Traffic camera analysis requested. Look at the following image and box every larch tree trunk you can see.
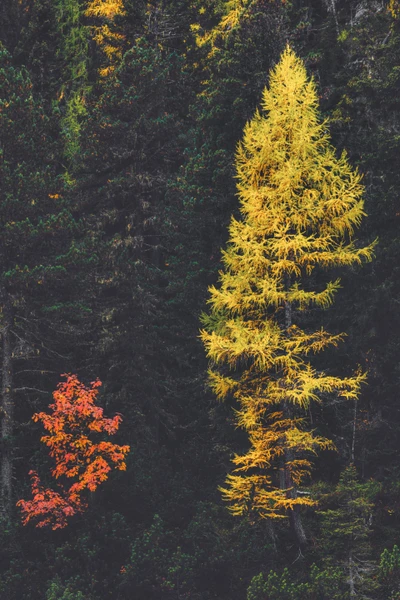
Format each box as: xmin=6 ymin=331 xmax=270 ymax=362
xmin=0 ymin=293 xmax=14 ymax=518
xmin=283 ymin=286 xmax=308 ymax=550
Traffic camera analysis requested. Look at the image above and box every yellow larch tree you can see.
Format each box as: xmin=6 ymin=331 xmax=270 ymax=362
xmin=200 ymin=46 xmax=375 ymax=547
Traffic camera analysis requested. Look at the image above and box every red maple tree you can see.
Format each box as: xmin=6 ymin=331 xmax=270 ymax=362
xmin=17 ymin=374 xmax=130 ymax=529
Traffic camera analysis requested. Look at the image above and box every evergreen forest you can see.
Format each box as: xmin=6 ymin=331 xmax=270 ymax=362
xmin=1 ymin=1 xmax=400 ymax=598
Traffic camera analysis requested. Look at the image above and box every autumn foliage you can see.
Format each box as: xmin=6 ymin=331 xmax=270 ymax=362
xmin=17 ymin=375 xmax=130 ymax=529
xmin=200 ymin=47 xmax=374 ymax=521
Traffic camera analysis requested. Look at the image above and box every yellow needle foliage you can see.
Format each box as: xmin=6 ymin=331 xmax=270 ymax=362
xmin=191 ymin=0 xmax=252 ymax=52
xmin=389 ymin=0 xmax=400 ymax=18
xmin=191 ymin=0 xmax=282 ymax=55
xmin=200 ymin=46 xmax=376 ymax=520
xmin=85 ymin=0 xmax=126 ymax=77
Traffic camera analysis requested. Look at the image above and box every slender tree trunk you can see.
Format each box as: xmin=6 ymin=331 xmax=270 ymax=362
xmin=348 ymin=551 xmax=356 ymax=597
xmin=0 ymin=294 xmax=14 ymax=518
xmin=290 ymin=510 xmax=308 ymax=550
xmin=324 ymin=0 xmax=340 ymax=36
xmin=285 ymin=453 xmax=308 ymax=550
xmin=351 ymin=398 xmax=357 ymax=463
xmin=281 ymin=444 xmax=308 ymax=550
xmin=267 ymin=520 xmax=278 ymax=554
xmin=282 ymin=284 xmax=307 ymax=550
xmin=330 ymin=0 xmax=340 ymax=36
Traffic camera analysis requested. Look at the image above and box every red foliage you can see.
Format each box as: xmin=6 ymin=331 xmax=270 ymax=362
xmin=17 ymin=374 xmax=130 ymax=529
xmin=17 ymin=470 xmax=80 ymax=530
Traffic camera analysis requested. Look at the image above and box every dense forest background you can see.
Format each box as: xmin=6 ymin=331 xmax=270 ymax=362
xmin=0 ymin=0 xmax=400 ymax=598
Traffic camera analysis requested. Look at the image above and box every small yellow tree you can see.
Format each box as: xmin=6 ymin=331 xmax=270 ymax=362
xmin=200 ymin=46 xmax=375 ymax=546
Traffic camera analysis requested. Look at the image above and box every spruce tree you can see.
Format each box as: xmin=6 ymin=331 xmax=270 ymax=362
xmin=200 ymin=46 xmax=375 ymax=546
xmin=319 ymin=465 xmax=378 ymax=598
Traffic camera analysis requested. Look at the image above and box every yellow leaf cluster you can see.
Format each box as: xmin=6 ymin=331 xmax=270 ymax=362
xmin=191 ymin=0 xmax=253 ymax=55
xmin=85 ymin=0 xmax=125 ymax=19
xmin=85 ymin=0 xmax=126 ymax=76
xmin=200 ymin=46 xmax=375 ymax=521
xmin=389 ymin=0 xmax=400 ymax=18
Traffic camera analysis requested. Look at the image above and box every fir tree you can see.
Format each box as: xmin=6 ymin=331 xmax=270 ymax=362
xmin=319 ymin=465 xmax=379 ymax=598
xmin=201 ymin=46 xmax=375 ymax=546
xmin=379 ymin=544 xmax=400 ymax=599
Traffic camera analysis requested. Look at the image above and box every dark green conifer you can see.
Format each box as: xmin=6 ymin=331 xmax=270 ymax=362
xmin=0 ymin=45 xmax=77 ymax=517
xmin=319 ymin=465 xmax=379 ymax=598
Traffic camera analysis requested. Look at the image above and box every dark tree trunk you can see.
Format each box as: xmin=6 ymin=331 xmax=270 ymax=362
xmin=0 ymin=294 xmax=14 ymax=518
xmin=282 ymin=283 xmax=308 ymax=550
xmin=280 ymin=445 xmax=308 ymax=550
xmin=289 ymin=506 xmax=308 ymax=550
